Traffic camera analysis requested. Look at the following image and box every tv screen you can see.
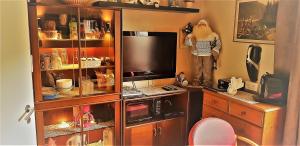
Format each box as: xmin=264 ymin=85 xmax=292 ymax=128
xmin=123 ymin=31 xmax=177 ymax=81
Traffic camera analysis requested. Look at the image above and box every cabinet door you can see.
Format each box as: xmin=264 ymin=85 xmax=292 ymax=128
xmin=31 ymin=5 xmax=80 ymax=102
xmin=82 ymin=102 xmax=117 ymax=146
xmin=79 ymin=7 xmax=121 ymax=97
xmin=125 ymin=123 xmax=156 ymax=146
xmin=41 ymin=106 xmax=82 ymax=145
xmin=157 ymin=117 xmax=185 ymax=146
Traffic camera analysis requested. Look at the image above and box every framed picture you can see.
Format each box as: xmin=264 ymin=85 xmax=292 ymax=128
xmin=233 ymin=0 xmax=279 ymax=44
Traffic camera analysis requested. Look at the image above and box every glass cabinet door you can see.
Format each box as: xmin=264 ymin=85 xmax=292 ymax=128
xmin=37 ymin=6 xmax=80 ymax=101
xmin=79 ymin=8 xmax=116 ymax=96
xmin=43 ymin=106 xmax=82 ymax=145
xmin=81 ymin=103 xmax=116 ymax=145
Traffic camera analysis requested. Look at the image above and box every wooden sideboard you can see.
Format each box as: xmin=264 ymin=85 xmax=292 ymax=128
xmin=202 ymin=89 xmax=284 ymax=145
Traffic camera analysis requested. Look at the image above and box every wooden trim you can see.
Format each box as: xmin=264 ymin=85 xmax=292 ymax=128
xmin=114 ymin=101 xmax=121 ymax=145
xmin=203 ymin=89 xmax=282 ymax=112
xmin=28 ymin=5 xmax=42 ymax=102
xmin=124 ymin=90 xmax=187 ymax=102
xmin=261 ymin=108 xmax=285 ymax=145
xmin=35 ymin=94 xmax=120 ymax=111
xmin=35 ymin=111 xmax=45 ymax=145
xmin=114 ymin=10 xmax=121 ymax=94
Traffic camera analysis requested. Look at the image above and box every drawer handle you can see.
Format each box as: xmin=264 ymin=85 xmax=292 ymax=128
xmin=241 ymin=111 xmax=247 ymax=116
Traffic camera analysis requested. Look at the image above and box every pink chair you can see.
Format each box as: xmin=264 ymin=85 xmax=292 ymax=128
xmin=189 ymin=118 xmax=259 ymax=146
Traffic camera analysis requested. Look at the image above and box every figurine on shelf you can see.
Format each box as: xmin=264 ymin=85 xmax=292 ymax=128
xmin=96 ymin=71 xmax=107 ymax=89
xmin=82 ymin=105 xmax=95 ymax=128
xmin=51 ymin=49 xmax=63 ymax=70
xmin=69 ymin=17 xmax=78 ymax=40
xmin=66 ymin=134 xmax=87 ymax=146
xmin=175 ymin=72 xmax=189 ymax=87
xmin=46 ymin=138 xmax=56 ymax=146
xmin=103 ymin=128 xmax=114 ymax=146
xmin=74 ymin=105 xmax=95 ymax=128
xmin=139 ymin=0 xmax=160 ymax=7
xmin=106 ymin=69 xmax=115 ymax=91
xmin=122 ymin=0 xmax=138 ymax=4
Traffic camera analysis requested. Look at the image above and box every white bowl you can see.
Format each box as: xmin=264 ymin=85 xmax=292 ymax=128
xmin=56 ymin=79 xmax=72 ymax=89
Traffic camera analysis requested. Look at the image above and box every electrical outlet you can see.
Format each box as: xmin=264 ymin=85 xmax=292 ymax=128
xmin=245 ymin=81 xmax=259 ymax=92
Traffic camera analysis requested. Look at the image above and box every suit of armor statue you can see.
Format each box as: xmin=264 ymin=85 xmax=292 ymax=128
xmin=185 ymin=20 xmax=221 ymax=86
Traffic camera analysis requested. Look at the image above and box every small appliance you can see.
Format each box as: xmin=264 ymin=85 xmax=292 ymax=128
xmin=217 ymin=78 xmax=230 ymax=90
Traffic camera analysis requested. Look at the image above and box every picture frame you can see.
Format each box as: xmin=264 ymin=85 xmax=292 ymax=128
xmin=233 ymin=0 xmax=279 ymax=44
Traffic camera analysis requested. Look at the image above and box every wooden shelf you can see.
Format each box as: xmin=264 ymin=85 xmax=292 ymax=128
xmin=41 ymin=64 xmax=115 ymax=71
xmin=126 ymin=115 xmax=184 ymax=128
xmin=35 ymin=93 xmax=120 ymax=111
xmin=39 ymin=39 xmax=114 ymax=48
xmin=92 ymin=1 xmax=199 ymax=13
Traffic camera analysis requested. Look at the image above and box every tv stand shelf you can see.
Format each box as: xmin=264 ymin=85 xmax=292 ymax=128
xmin=92 ymin=1 xmax=199 ymax=13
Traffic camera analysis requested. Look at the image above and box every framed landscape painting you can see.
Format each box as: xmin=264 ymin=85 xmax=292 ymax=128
xmin=233 ymin=0 xmax=279 ymax=44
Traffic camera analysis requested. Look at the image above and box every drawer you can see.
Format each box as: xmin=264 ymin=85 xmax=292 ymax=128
xmin=203 ymin=105 xmax=262 ymax=144
xmin=203 ymin=93 xmax=228 ymax=112
xmin=202 ymin=105 xmax=226 ymax=119
xmin=227 ymin=115 xmax=263 ymax=144
xmin=229 ymin=102 xmax=264 ymax=127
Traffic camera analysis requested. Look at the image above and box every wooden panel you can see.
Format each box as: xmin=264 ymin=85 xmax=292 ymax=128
xmin=229 ymin=102 xmax=264 ymax=127
xmin=157 ymin=117 xmax=185 ymax=146
xmin=125 ymin=123 xmax=156 ymax=145
xmin=35 ymin=94 xmax=120 ymax=111
xmin=114 ymin=101 xmax=121 ymax=145
xmin=114 ymin=10 xmax=121 ymax=94
xmin=261 ymin=109 xmax=284 ymax=145
xmin=202 ymin=105 xmax=226 ymax=119
xmin=28 ymin=5 xmax=43 ymax=102
xmin=203 ymin=92 xmax=228 ymax=112
xmin=227 ymin=114 xmax=262 ymax=144
xmin=35 ymin=111 xmax=45 ymax=145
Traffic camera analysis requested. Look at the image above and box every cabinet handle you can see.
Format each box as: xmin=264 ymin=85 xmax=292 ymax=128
xmin=24 ymin=108 xmax=34 ymax=124
xmin=153 ymin=128 xmax=157 ymax=137
xmin=157 ymin=127 xmax=162 ymax=136
xmin=241 ymin=111 xmax=247 ymax=116
xmin=18 ymin=105 xmax=30 ymax=122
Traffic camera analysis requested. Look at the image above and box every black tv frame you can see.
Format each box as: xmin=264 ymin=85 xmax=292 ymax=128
xmin=122 ymin=31 xmax=177 ymax=82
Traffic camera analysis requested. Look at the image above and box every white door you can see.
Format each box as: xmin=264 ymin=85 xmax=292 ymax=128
xmin=0 ymin=0 xmax=37 ymax=145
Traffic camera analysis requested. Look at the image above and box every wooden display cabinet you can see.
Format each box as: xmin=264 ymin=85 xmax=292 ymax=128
xmin=27 ymin=1 xmax=121 ymax=145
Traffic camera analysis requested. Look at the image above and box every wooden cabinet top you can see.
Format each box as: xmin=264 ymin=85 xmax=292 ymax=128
xmin=203 ymin=89 xmax=283 ymax=113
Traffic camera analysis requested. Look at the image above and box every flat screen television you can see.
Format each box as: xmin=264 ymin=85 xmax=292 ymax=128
xmin=123 ymin=31 xmax=177 ymax=81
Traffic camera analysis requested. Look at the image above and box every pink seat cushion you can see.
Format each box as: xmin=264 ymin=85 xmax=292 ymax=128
xmin=189 ymin=118 xmax=236 ymax=146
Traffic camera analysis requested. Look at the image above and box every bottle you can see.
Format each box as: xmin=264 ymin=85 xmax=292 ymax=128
xmin=105 ymin=69 xmax=114 ymax=91
xmin=69 ymin=17 xmax=78 ymax=40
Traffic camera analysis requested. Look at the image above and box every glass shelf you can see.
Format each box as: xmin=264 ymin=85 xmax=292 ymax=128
xmin=44 ymin=121 xmax=114 ymax=139
xmin=41 ymin=64 xmax=114 ymax=71
xmin=39 ymin=39 xmax=113 ymax=48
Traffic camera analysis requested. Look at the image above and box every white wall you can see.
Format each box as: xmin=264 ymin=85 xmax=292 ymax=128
xmin=0 ymin=0 xmax=37 ymax=144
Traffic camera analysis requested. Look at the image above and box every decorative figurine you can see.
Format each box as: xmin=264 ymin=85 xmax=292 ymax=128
xmin=82 ymin=105 xmax=95 ymax=128
xmin=66 ymin=134 xmax=87 ymax=146
xmin=175 ymin=72 xmax=189 ymax=87
xmin=227 ymin=77 xmax=244 ymax=95
xmin=185 ymin=19 xmax=221 ymax=86
xmin=46 ymin=138 xmax=56 ymax=146
xmin=139 ymin=0 xmax=160 ymax=7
